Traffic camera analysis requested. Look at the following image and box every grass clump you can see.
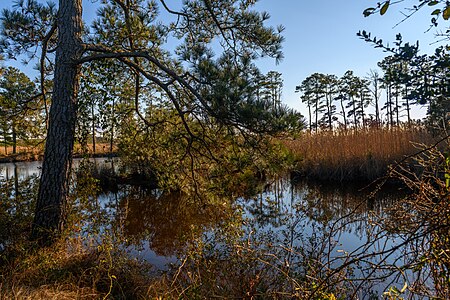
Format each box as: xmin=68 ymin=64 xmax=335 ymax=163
xmin=0 ymin=237 xmax=159 ymax=300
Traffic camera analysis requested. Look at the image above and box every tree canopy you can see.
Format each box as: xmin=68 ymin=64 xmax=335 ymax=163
xmin=0 ymin=0 xmax=298 ymax=244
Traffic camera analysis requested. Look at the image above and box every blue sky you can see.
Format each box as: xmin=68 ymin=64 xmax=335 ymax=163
xmin=253 ymin=0 xmax=442 ymax=119
xmin=1 ymin=0 xmax=445 ymax=119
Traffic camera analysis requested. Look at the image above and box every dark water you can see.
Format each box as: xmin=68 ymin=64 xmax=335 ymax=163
xmin=94 ymin=173 xmax=412 ymax=297
xmin=0 ymin=160 xmax=416 ymax=298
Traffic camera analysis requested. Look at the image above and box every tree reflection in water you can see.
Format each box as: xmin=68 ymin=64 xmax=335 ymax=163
xmin=116 ymin=188 xmax=237 ymax=257
xmin=1 ymin=162 xmax=441 ymax=298
xmin=88 ymin=175 xmax=410 ymax=298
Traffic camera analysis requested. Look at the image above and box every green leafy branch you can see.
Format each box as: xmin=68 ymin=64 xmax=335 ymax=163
xmin=364 ymin=0 xmax=450 ymax=28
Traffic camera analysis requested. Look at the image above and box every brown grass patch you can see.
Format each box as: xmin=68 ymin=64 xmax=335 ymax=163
xmin=72 ymin=143 xmax=117 ymax=157
xmin=282 ymin=127 xmax=438 ymax=181
xmin=0 ymin=284 xmax=99 ymax=300
xmin=0 ymin=143 xmax=116 ymax=162
xmin=0 ymin=145 xmax=43 ymax=161
xmin=0 ymin=235 xmax=159 ymax=299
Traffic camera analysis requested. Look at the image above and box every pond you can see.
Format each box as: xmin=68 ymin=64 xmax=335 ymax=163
xmin=0 ymin=159 xmax=428 ymax=298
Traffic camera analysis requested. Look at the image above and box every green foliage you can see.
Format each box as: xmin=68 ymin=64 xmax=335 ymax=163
xmin=382 ymin=283 xmax=407 ymax=300
xmin=0 ymin=66 xmax=43 ymax=150
xmin=443 ymin=6 xmax=450 ymax=20
xmin=364 ymin=0 xmax=450 ymax=28
xmin=117 ymin=100 xmax=296 ymax=199
xmin=0 ymin=0 xmax=57 ymax=61
xmin=359 ymin=0 xmax=450 ymax=131
xmin=296 ymin=71 xmax=372 ymax=131
xmin=77 ymin=60 xmax=138 ymax=154
xmin=354 ymin=29 xmax=450 ymax=130
xmin=75 ymin=0 xmax=299 ymax=159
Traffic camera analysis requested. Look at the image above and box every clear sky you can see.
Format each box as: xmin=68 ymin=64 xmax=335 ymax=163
xmin=0 ymin=0 xmax=445 ymax=119
xmin=253 ymin=0 xmax=443 ymax=119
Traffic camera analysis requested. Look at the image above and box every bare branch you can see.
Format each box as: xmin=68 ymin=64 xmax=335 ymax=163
xmin=78 ymin=47 xmax=214 ymax=112
xmin=159 ymin=0 xmax=189 ymax=18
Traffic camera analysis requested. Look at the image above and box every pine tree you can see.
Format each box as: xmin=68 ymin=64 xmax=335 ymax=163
xmin=1 ymin=0 xmax=285 ymax=244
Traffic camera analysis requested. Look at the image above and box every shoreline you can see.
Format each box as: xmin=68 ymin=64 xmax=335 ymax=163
xmin=0 ymin=151 xmax=118 ymax=164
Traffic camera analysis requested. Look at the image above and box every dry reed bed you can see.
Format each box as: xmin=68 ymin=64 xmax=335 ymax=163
xmin=0 ymin=143 xmax=116 ymax=162
xmin=0 ymin=146 xmax=43 ymax=162
xmin=283 ymin=128 xmax=437 ymax=182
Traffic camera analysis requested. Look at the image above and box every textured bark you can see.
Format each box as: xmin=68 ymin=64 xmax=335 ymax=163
xmin=31 ymin=0 xmax=83 ymax=244
xmin=405 ymin=85 xmax=411 ymax=127
xmin=12 ymin=122 xmax=17 ymax=154
xmin=360 ymin=91 xmax=365 ymax=129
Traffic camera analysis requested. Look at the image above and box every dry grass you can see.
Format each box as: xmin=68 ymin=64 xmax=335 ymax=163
xmin=282 ymin=127 xmax=438 ymax=182
xmin=0 ymin=285 xmax=99 ymax=300
xmin=0 ymin=143 xmax=116 ymax=162
xmin=72 ymin=143 xmax=117 ymax=156
xmin=0 ymin=145 xmax=43 ymax=161
xmin=0 ymin=236 xmax=155 ymax=300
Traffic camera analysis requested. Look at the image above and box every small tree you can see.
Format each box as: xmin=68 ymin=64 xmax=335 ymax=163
xmin=340 ymin=70 xmax=362 ymax=129
xmin=0 ymin=66 xmax=39 ymax=154
xmin=367 ymin=69 xmax=382 ymax=127
xmin=297 ymin=73 xmax=327 ymax=133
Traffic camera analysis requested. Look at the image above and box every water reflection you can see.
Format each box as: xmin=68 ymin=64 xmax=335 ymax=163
xmin=98 ymin=176 xmax=403 ymax=263
xmin=0 ymin=161 xmax=42 ymax=180
xmin=0 ymin=158 xmax=119 ymax=180
xmin=0 ymin=160 xmax=410 ymax=298
xmin=99 ymin=175 xmax=408 ymax=298
xmin=117 ymin=188 xmax=234 ymax=257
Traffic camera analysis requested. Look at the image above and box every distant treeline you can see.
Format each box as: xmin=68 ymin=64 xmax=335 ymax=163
xmin=296 ymin=47 xmax=450 ymax=132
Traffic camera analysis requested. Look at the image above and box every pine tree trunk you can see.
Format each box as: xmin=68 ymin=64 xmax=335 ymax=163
xmin=12 ymin=123 xmax=17 ymax=154
xmin=405 ymin=85 xmax=411 ymax=127
xmin=387 ymin=87 xmax=393 ymax=129
xmin=308 ymin=104 xmax=312 ymax=132
xmin=327 ymin=94 xmax=332 ymax=130
xmin=352 ymin=96 xmax=357 ymax=129
xmin=31 ymin=0 xmax=83 ymax=244
xmin=92 ymin=102 xmax=96 ymax=155
xmin=340 ymin=98 xmax=347 ymax=131
xmin=360 ymin=92 xmax=365 ymax=130
xmin=375 ymin=91 xmax=380 ymax=128
xmin=395 ymin=86 xmax=400 ymax=126
xmin=314 ymin=97 xmax=318 ymax=133
xmin=3 ymin=131 xmax=7 ymax=155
